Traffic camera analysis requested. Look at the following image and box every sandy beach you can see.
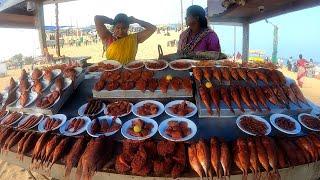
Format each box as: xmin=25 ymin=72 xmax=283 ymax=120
xmin=0 ymin=32 xmax=319 ymax=180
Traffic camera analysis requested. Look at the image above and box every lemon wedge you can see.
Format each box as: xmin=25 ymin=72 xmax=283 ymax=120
xmin=133 ymin=125 xmax=141 ymax=133
xmin=166 ymin=75 xmax=173 ymax=81
xmin=205 ymin=82 xmax=212 ymax=88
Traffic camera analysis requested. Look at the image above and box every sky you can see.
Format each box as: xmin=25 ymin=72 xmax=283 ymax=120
xmin=0 ymin=0 xmax=319 ymax=61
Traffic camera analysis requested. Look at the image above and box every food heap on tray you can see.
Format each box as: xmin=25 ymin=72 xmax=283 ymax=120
xmin=92 ymin=60 xmax=193 ymax=95
xmin=194 ymin=65 xmax=309 ymax=116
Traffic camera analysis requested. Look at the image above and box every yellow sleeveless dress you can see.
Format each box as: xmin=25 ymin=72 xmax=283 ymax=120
xmin=105 ymin=34 xmax=138 ymax=65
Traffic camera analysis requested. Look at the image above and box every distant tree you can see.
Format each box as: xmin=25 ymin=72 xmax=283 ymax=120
xmin=10 ymin=53 xmax=23 ymax=65
xmin=24 ymin=56 xmax=34 ymax=65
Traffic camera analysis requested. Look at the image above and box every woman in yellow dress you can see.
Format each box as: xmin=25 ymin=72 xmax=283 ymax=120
xmin=94 ymin=14 xmax=156 ymax=64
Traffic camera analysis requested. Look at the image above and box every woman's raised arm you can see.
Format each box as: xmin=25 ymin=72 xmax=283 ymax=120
xmin=94 ymin=15 xmax=114 ymax=44
xmin=129 ymin=16 xmax=156 ymax=43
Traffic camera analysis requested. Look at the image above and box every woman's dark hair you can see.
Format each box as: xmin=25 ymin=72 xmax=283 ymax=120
xmin=113 ymin=13 xmax=129 ymax=27
xmin=186 ymin=5 xmax=208 ymax=28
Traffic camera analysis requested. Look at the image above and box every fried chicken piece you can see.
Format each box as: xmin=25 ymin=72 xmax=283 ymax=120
xmin=171 ymin=163 xmax=185 ymax=178
xmin=115 ymin=153 xmax=132 ymax=173
xmin=120 ymin=81 xmax=135 ymax=90
xmin=8 ymin=78 xmax=17 ymax=92
xmin=153 ymin=157 xmax=173 ymax=176
xmin=192 ymin=67 xmax=202 ymax=82
xmin=44 ymin=70 xmax=53 ymax=82
xmin=19 ymin=79 xmax=30 ymax=92
xmin=134 ymin=164 xmax=151 ymax=176
xmin=147 ymin=78 xmax=158 ymax=92
xmin=143 ymin=141 xmax=157 ymax=158
xmin=135 ymin=79 xmax=147 ymax=92
xmin=55 ymin=77 xmax=64 ymax=92
xmin=33 ymin=79 xmax=43 ymax=93
xmin=122 ymin=140 xmax=142 ymax=154
xmin=141 ymin=70 xmax=154 ymax=81
xmin=20 ymin=69 xmax=28 ymax=80
xmin=172 ymin=143 xmax=186 ymax=165
xmin=159 ymin=77 xmax=170 ymax=93
xmin=64 ymin=68 xmax=76 ymax=81
xmin=32 ymin=68 xmax=42 ymax=80
xmin=105 ymin=81 xmax=119 ymax=91
xmin=94 ymin=79 xmax=105 ymax=91
xmin=157 ymin=141 xmax=175 ymax=156
xmin=181 ymin=77 xmax=193 ymax=93
xmin=129 ymin=69 xmax=142 ymax=81
xmin=171 ymin=77 xmax=182 ymax=91
xmin=20 ymin=91 xmax=29 ymax=107
xmin=121 ymin=70 xmax=131 ymax=81
xmin=131 ymin=145 xmax=148 ymax=174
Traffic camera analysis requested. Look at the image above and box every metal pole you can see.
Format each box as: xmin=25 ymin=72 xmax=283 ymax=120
xmin=55 ymin=2 xmax=61 ymax=57
xmin=272 ymin=26 xmax=278 ymax=64
xmin=234 ymin=26 xmax=236 ymax=61
xmin=242 ymin=23 xmax=249 ymax=62
xmin=35 ymin=0 xmax=47 ymax=56
xmin=180 ymin=0 xmax=183 ymax=31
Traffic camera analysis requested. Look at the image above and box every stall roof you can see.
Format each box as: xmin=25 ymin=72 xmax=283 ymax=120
xmin=208 ymin=0 xmax=320 ymax=24
xmin=1 ymin=0 xmax=320 ymax=27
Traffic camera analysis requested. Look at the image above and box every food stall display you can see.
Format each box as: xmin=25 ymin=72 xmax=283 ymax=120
xmin=0 ymin=128 xmax=320 ymax=179
xmin=0 ymin=60 xmax=320 ymax=180
xmin=92 ymin=60 xmax=193 ymax=99
xmin=193 ymin=66 xmax=311 ymax=117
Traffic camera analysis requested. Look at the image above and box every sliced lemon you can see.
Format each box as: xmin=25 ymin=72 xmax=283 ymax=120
xmin=133 ymin=125 xmax=141 ymax=133
xmin=205 ymin=82 xmax=212 ymax=88
xmin=166 ymin=75 xmax=173 ymax=81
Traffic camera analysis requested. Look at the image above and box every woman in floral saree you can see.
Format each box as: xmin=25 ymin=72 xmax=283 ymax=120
xmin=178 ymin=5 xmax=221 ymax=55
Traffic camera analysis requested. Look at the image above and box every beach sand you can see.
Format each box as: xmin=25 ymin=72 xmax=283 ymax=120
xmin=0 ymin=31 xmax=319 ymax=179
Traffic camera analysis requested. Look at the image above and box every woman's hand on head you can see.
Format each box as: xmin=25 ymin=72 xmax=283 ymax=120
xmin=128 ymin=16 xmax=136 ymax=24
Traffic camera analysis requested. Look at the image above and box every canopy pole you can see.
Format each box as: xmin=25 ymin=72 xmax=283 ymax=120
xmin=180 ymin=0 xmax=183 ymax=31
xmin=242 ymin=22 xmax=249 ymax=62
xmin=35 ymin=0 xmax=47 ymax=56
xmin=55 ymin=2 xmax=61 ymax=57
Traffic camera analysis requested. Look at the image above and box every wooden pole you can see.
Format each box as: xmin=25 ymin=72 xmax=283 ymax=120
xmin=180 ymin=0 xmax=183 ymax=31
xmin=55 ymin=2 xmax=61 ymax=57
xmin=35 ymin=0 xmax=46 ymax=56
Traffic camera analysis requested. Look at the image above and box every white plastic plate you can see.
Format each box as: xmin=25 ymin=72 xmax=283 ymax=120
xmin=164 ymin=100 xmax=197 ymax=118
xmin=78 ymin=102 xmax=106 ymax=116
xmin=169 ymin=59 xmax=192 ymax=71
xmin=50 ymin=78 xmax=72 ymax=92
xmin=101 ymin=60 xmax=122 ymax=72
xmin=124 ymin=60 xmax=145 ymax=70
xmin=132 ymin=100 xmax=164 ymax=118
xmin=59 ymin=116 xmax=91 ymax=136
xmin=86 ymin=116 xmax=122 ymax=137
xmin=38 ymin=114 xmax=66 ymax=132
xmin=144 ymin=59 xmax=168 ymax=71
xmin=121 ymin=117 xmax=158 ymax=141
xmin=17 ymin=113 xmax=44 ymax=130
xmin=236 ymin=115 xmax=272 ymax=136
xmin=270 ymin=113 xmax=301 ymax=135
xmin=298 ymin=113 xmax=320 ymax=132
xmin=158 ymin=117 xmax=197 ymax=142
xmin=104 ymin=102 xmax=132 ymax=117
xmin=0 ymin=112 xmax=24 ymax=126
xmin=16 ymin=91 xmax=38 ymax=108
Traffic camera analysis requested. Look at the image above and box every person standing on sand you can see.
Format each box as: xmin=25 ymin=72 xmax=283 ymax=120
xmin=94 ymin=14 xmax=156 ymax=64
xmin=296 ymin=54 xmax=309 ymax=88
xmin=287 ymin=57 xmax=292 ymax=71
xmin=177 ymin=5 xmax=221 ymax=54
